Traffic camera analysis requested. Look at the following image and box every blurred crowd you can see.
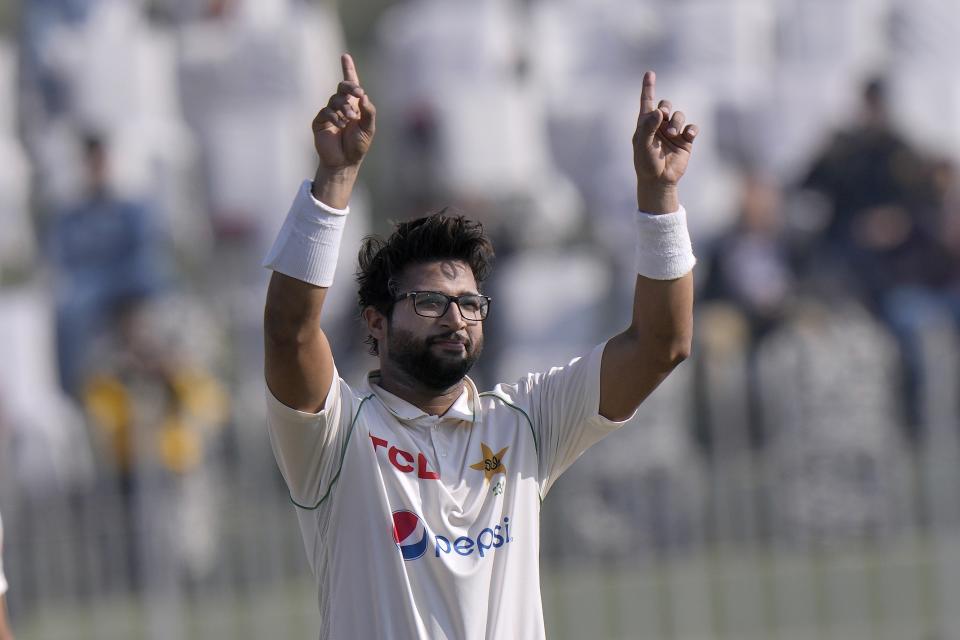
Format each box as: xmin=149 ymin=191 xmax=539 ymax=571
xmin=1 ymin=0 xmax=959 ymax=622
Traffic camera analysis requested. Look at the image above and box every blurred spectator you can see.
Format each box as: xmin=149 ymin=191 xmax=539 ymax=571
xmin=82 ymin=293 xmax=228 ymax=588
xmin=46 ymin=133 xmax=170 ymax=395
xmin=22 ymin=0 xmax=208 ymax=269
xmin=800 ymin=76 xmax=937 ymax=308
xmin=801 ymin=80 xmax=958 ymax=430
xmin=697 ymin=171 xmax=798 ymax=453
xmin=880 ymin=158 xmax=960 ymax=430
xmin=702 ymin=171 xmax=796 ymax=338
xmin=83 ymin=295 xmax=228 ymax=481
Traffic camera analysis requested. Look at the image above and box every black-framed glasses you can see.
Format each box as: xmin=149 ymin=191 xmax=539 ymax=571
xmin=394 ymin=291 xmax=492 ymax=321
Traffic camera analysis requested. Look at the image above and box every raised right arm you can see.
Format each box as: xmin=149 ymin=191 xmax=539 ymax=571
xmin=263 ymin=54 xmax=376 ymax=413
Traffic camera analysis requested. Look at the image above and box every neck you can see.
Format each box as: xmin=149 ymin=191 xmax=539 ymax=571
xmin=376 ymin=361 xmax=465 ymax=416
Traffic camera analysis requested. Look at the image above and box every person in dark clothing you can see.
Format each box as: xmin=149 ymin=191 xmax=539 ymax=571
xmin=800 ymin=76 xmax=938 ymax=308
xmin=702 ymin=171 xmax=796 ymax=339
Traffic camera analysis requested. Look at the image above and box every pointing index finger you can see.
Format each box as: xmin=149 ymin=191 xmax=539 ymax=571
xmin=341 ymin=53 xmax=360 ymax=84
xmin=640 ymin=70 xmax=656 ymax=114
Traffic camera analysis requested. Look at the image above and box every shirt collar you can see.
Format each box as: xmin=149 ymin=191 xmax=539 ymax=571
xmin=363 ymin=371 xmax=477 ymax=423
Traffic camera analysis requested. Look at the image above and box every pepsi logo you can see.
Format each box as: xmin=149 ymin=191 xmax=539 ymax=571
xmin=391 ymin=510 xmax=515 ymax=561
xmin=392 ymin=509 xmax=428 ymax=561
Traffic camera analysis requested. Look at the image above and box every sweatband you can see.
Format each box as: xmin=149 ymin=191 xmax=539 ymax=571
xmin=262 ymin=179 xmax=349 ymax=287
xmin=634 ymin=205 xmax=696 ymax=280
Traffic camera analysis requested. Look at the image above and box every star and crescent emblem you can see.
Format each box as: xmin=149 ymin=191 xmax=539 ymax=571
xmin=469 ymin=442 xmax=509 ymax=481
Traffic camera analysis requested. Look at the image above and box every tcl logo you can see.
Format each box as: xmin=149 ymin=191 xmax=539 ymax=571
xmin=370 ymin=435 xmax=440 ymax=480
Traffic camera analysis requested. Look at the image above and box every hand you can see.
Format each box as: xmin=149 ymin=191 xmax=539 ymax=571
xmin=853 ymin=204 xmax=912 ymax=250
xmin=312 ymin=53 xmax=376 ymax=170
xmin=632 ymin=71 xmax=698 ymax=212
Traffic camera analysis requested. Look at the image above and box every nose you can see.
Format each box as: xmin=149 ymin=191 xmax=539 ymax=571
xmin=439 ymin=300 xmax=469 ymax=329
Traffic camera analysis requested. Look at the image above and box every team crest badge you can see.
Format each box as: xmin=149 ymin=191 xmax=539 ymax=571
xmin=470 ymin=442 xmax=508 ymax=482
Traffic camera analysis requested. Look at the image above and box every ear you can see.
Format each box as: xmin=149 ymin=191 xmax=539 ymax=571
xmin=363 ymin=306 xmax=388 ymax=344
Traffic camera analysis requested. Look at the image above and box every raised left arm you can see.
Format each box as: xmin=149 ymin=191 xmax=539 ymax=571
xmin=599 ymin=71 xmax=698 ymax=421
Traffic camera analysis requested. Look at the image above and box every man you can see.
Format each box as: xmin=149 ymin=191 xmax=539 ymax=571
xmin=48 ymin=134 xmax=168 ymax=396
xmin=263 ymin=54 xmax=697 ymax=639
xmin=0 ymin=510 xmax=13 ymax=640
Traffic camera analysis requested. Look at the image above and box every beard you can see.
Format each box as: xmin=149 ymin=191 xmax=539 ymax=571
xmin=386 ymin=324 xmax=483 ymax=390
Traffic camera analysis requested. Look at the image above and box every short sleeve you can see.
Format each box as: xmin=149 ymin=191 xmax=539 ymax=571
xmin=495 ymin=342 xmax=634 ymax=496
xmin=0 ymin=510 xmax=7 ymax=595
xmin=265 ymin=371 xmax=356 ymax=508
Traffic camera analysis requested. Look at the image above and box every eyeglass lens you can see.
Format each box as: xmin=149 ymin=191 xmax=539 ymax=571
xmin=414 ymin=292 xmax=487 ymax=320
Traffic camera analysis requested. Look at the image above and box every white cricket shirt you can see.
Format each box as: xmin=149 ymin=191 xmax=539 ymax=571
xmin=266 ymin=342 xmax=630 ymax=639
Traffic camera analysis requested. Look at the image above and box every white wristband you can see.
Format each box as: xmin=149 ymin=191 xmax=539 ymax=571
xmin=634 ymin=205 xmax=696 ymax=280
xmin=262 ymin=180 xmax=349 ymax=287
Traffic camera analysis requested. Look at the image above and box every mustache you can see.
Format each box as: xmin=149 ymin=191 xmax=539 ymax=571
xmin=427 ymin=333 xmax=471 ymax=346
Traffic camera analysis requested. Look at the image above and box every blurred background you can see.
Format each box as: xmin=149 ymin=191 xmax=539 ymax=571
xmin=0 ymin=0 xmax=959 ymax=638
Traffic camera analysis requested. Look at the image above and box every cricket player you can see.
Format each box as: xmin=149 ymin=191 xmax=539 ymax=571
xmin=263 ymin=54 xmax=697 ymax=639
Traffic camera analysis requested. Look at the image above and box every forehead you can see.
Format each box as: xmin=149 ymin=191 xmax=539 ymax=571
xmin=396 ymin=260 xmax=478 ymax=294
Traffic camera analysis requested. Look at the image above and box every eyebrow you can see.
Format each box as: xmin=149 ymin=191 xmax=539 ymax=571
xmin=408 ymin=288 xmax=482 ymax=297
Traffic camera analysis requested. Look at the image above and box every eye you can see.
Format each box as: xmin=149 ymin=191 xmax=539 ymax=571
xmin=459 ymin=296 xmax=482 ymax=312
xmin=417 ymin=293 xmax=447 ymax=313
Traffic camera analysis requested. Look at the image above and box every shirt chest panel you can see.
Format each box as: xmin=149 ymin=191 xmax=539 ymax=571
xmin=351 ymin=401 xmax=538 ymax=529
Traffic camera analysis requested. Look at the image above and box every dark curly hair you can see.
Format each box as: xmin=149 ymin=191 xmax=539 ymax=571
xmin=356 ymin=210 xmax=495 ymax=355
